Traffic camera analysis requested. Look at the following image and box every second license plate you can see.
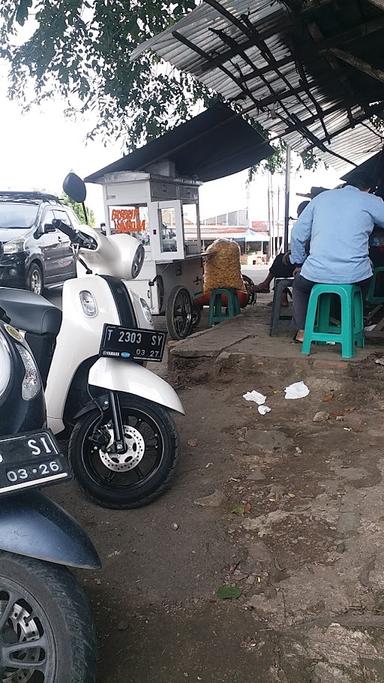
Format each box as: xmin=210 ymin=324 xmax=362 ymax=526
xmin=0 ymin=430 xmax=71 ymax=495
xmin=99 ymin=325 xmax=166 ymax=362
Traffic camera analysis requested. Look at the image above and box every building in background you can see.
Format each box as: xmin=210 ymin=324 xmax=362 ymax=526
xmin=193 ymin=208 xmax=283 ymax=264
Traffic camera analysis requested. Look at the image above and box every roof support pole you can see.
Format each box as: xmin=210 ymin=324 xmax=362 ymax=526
xmin=284 ymin=144 xmax=291 ymax=254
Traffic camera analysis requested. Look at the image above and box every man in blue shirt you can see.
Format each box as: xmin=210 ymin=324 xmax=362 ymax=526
xmin=290 ymin=172 xmax=384 ymax=342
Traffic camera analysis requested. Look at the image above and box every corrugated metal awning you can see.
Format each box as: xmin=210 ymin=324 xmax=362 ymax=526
xmin=132 ymin=0 xmax=384 ymax=170
xmin=85 ymin=103 xmax=274 ymax=183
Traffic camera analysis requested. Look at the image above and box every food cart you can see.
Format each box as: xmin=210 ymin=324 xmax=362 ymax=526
xmin=85 ymin=103 xmax=274 ymax=339
xmin=92 ymin=166 xmax=204 ymax=339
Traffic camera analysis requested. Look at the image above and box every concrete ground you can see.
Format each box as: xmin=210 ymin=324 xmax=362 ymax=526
xmin=49 ymin=345 xmax=384 ymax=682
xmin=42 ymin=283 xmax=384 ymax=682
xmin=168 ymin=299 xmax=376 ymax=390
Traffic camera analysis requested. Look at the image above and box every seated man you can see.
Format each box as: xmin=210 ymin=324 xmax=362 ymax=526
xmin=253 ymin=201 xmax=310 ymax=306
xmin=290 ymin=172 xmax=384 ymax=343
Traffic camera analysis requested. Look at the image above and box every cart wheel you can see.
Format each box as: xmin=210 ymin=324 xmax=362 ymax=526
xmin=242 ymin=274 xmax=257 ymax=306
xmin=192 ymin=303 xmax=202 ymax=330
xmin=166 ymin=286 xmax=193 ymax=340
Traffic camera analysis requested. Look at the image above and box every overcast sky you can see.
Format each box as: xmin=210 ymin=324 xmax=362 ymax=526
xmin=0 ymin=63 xmax=343 ymax=224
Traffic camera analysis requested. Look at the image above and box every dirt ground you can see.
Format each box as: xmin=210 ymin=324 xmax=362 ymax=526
xmin=51 ymin=353 xmax=384 ymax=682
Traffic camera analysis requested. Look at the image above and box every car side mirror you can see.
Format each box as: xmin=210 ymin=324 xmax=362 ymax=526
xmin=43 ymin=223 xmax=56 ymax=234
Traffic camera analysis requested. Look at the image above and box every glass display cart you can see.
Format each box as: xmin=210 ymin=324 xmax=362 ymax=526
xmin=90 ymin=162 xmax=204 ymax=339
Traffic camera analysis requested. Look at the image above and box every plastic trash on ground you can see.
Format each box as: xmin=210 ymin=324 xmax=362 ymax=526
xmin=258 ymin=405 xmax=271 ymax=415
xmin=285 ymin=381 xmax=310 ymax=400
xmin=243 ymin=391 xmax=266 ymax=405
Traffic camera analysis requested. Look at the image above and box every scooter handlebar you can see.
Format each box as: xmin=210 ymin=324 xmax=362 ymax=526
xmin=52 ymin=219 xmax=78 ymax=241
xmin=52 ymin=220 xmax=97 ymax=250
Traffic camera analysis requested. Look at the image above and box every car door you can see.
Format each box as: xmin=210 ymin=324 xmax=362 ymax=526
xmin=53 ymin=209 xmax=77 ymax=281
xmin=36 ymin=208 xmax=61 ymax=284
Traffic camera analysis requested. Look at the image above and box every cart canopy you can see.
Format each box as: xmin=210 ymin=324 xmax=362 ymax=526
xmin=85 ymin=103 xmax=274 ymax=184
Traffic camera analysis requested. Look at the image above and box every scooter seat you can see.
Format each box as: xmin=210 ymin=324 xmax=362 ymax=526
xmin=0 ymin=287 xmax=62 ymax=336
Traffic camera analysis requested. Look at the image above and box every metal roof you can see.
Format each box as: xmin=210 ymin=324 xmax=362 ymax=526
xmin=132 ymin=0 xmax=384 ymax=170
xmin=85 ymin=102 xmax=274 ymax=183
xmin=341 ymin=149 xmax=384 ymax=183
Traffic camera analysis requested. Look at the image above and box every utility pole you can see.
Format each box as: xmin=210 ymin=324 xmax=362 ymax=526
xmin=267 ymin=172 xmax=272 ymax=261
xmin=271 ymin=173 xmax=275 ymax=259
xmin=284 ymin=144 xmax=291 ymax=253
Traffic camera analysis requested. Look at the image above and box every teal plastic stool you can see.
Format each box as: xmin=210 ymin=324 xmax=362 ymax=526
xmin=302 ymin=284 xmax=364 ymax=359
xmin=208 ymin=288 xmax=241 ymax=326
xmin=367 ymin=267 xmax=384 ymax=304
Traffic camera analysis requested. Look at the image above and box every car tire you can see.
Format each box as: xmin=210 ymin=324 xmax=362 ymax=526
xmin=27 ymin=262 xmax=44 ymax=295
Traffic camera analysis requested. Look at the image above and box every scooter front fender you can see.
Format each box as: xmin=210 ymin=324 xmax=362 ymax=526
xmin=88 ymin=358 xmax=185 ymax=415
xmin=0 ymin=491 xmax=101 ymax=569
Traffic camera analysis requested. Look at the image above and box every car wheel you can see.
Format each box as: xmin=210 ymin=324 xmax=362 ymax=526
xmin=27 ymin=263 xmax=44 ymax=295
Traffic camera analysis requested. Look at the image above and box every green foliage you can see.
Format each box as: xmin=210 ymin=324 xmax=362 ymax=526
xmin=15 ymin=0 xmax=32 ymax=25
xmin=61 ymin=193 xmax=95 ymax=226
xmin=0 ymin=1 xmax=323 ymax=169
xmin=247 ymin=142 xmax=321 ymax=183
xmin=300 ymin=148 xmax=320 ymax=172
xmin=0 ymin=0 xmax=210 ymax=150
xmin=216 ymin=585 xmax=242 ymax=600
xmin=371 ymin=116 xmax=384 ymax=135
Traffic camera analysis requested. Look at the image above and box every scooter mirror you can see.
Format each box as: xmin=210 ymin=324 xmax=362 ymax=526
xmin=63 ymin=172 xmax=87 ymax=204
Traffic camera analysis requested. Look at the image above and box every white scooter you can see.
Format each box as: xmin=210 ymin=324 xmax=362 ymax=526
xmin=0 ymin=174 xmax=184 ymax=509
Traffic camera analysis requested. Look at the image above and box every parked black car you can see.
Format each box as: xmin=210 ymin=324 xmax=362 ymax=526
xmin=0 ymin=191 xmax=78 ymax=294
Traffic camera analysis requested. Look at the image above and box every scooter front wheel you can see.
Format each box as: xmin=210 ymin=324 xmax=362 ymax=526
xmin=0 ymin=551 xmax=96 ymax=683
xmin=69 ymin=396 xmax=180 ymax=509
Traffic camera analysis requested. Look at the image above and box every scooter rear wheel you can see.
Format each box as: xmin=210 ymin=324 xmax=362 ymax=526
xmin=0 ymin=551 xmax=96 ymax=683
xmin=69 ymin=396 xmax=180 ymax=509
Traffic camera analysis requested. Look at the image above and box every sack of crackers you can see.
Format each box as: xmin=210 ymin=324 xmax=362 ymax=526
xmin=203 ymin=239 xmax=245 ymax=294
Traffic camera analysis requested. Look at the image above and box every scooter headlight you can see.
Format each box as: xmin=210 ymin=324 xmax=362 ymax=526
xmin=18 ymin=345 xmax=41 ymax=401
xmin=0 ymin=332 xmax=11 ymax=398
xmin=79 ymin=290 xmax=98 ymax=317
xmin=131 ymin=244 xmax=145 ymax=279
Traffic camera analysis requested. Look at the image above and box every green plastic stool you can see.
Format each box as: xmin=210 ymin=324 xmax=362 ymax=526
xmin=367 ymin=266 xmax=384 ymax=304
xmin=208 ymin=288 xmax=241 ymax=326
xmin=302 ymin=284 xmax=364 ymax=359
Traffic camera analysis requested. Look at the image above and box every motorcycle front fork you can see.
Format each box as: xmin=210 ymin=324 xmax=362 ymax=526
xmin=109 ymin=391 xmax=127 ymax=454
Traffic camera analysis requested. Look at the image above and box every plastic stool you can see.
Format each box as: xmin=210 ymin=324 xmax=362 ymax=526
xmin=367 ymin=267 xmax=384 ymax=304
xmin=270 ymin=277 xmax=294 ymax=336
xmin=302 ymin=284 xmax=364 ymax=359
xmin=208 ymin=288 xmax=241 ymax=326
